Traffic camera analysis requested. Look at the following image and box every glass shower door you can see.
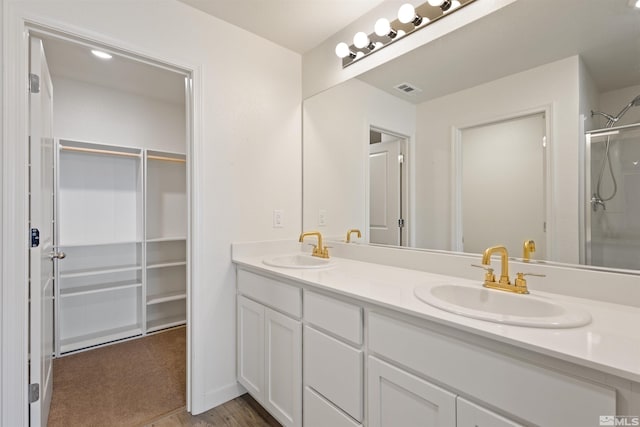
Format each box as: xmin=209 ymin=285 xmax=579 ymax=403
xmin=585 ymin=123 xmax=640 ymax=269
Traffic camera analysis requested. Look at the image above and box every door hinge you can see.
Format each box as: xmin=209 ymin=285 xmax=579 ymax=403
xmin=398 ymin=218 xmax=405 ymax=228
xmin=29 ymin=383 xmax=39 ymax=403
xmin=30 ymin=228 xmax=40 ymax=248
xmin=29 ymin=73 xmax=40 ymax=94
xmin=398 ymin=154 xmax=404 ymax=164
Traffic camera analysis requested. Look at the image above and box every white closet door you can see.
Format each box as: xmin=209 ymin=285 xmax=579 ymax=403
xmin=29 ymin=35 xmax=55 ymax=426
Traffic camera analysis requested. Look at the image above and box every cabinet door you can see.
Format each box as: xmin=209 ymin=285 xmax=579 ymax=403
xmin=368 ymin=357 xmax=456 ymax=427
xmin=457 ymin=397 xmax=524 ymax=427
xmin=265 ymin=307 xmax=302 ymax=427
xmin=237 ymin=296 xmax=265 ymax=401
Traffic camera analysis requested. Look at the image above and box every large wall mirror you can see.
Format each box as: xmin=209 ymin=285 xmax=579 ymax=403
xmin=303 ymin=0 xmax=640 ymax=272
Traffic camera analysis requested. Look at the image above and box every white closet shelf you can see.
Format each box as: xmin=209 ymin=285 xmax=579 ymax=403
xmin=60 ymin=280 xmax=142 ymax=298
xmin=147 ymin=261 xmax=186 ymax=269
xmin=146 ymin=291 xmax=187 ymax=306
xmin=146 ymin=237 xmax=187 ymax=243
xmin=59 ymin=264 xmax=142 ymax=278
xmin=59 ymin=241 xmax=142 ymax=248
xmin=59 ymin=324 xmax=143 ymax=354
xmin=146 ymin=316 xmax=186 ymax=333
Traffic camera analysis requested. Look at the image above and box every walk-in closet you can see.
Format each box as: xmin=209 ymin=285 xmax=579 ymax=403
xmin=35 ymin=34 xmax=190 ymax=424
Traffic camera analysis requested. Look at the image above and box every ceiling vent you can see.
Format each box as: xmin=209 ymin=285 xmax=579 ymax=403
xmin=394 ymin=82 xmax=423 ymax=96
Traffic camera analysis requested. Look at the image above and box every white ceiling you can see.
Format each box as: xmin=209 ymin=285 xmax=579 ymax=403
xmin=42 ymin=0 xmax=640 ymax=108
xmin=42 ymin=37 xmax=186 ymax=105
xmin=177 ymin=0 xmax=386 ymax=53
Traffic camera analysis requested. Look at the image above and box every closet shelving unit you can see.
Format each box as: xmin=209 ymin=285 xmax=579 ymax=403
xmin=54 ymin=140 xmax=187 ymax=355
xmin=145 ymin=150 xmax=187 ymax=333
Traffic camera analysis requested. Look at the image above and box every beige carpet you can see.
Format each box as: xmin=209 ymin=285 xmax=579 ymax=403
xmin=48 ymin=327 xmax=186 ymax=427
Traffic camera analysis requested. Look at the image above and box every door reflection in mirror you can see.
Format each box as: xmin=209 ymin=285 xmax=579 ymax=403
xmin=369 ymin=129 xmax=409 ymax=246
xmin=457 ymin=113 xmax=547 ymax=259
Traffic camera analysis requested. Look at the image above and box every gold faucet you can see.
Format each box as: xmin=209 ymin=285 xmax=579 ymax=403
xmin=346 ymin=229 xmax=361 ymax=243
xmin=480 ymin=245 xmax=529 ymax=294
xmin=523 ymin=239 xmax=536 ymax=262
xmin=299 ymin=231 xmax=330 ymax=258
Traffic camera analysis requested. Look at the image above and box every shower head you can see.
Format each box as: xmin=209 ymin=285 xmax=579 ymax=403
xmin=595 ymin=94 xmax=640 ymax=128
xmin=614 ymin=94 xmax=640 ymax=120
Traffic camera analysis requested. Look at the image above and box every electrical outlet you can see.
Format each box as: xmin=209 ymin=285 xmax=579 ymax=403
xmin=273 ymin=210 xmax=284 ymax=228
xmin=318 ymin=209 xmax=327 ymax=227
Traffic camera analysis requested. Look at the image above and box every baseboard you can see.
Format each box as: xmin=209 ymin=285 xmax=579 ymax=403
xmin=191 ymin=382 xmax=246 ymax=415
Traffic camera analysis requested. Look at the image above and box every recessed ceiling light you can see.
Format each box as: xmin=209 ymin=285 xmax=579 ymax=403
xmin=91 ymin=49 xmax=112 ymax=60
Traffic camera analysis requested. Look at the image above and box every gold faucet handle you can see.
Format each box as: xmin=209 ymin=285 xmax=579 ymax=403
xmin=471 ymin=264 xmax=495 ymax=283
xmin=514 ymin=272 xmax=546 ymax=290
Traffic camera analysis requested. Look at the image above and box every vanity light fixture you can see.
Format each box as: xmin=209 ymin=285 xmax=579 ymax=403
xmin=398 ymin=4 xmax=424 ymax=26
xmin=428 ymin=0 xmax=453 ymax=12
xmin=353 ymin=31 xmax=376 ymax=50
xmin=374 ymin=18 xmax=398 ymax=39
xmin=335 ymin=42 xmax=356 ymax=59
xmin=335 ymin=0 xmax=476 ymax=67
xmin=91 ymin=49 xmax=112 ymax=60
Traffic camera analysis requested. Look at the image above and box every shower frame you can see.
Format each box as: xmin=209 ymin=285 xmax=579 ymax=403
xmin=582 ymin=121 xmax=640 ymax=268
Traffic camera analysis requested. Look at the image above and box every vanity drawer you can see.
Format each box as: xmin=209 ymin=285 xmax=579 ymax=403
xmin=237 ymin=269 xmax=301 ymax=318
xmin=368 ymin=312 xmax=615 ymax=427
xmin=457 ymin=397 xmax=524 ymax=427
xmin=304 ymin=326 xmax=363 ymax=422
xmin=304 ymin=290 xmax=362 ymax=345
xmin=304 ymin=387 xmax=361 ymax=427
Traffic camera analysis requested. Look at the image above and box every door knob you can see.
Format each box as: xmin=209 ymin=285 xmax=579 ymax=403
xmin=49 ymin=251 xmax=66 ymax=260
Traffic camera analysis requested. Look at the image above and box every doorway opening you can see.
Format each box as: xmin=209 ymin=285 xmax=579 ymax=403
xmin=28 ymin=30 xmax=192 ymax=426
xmin=369 ymin=128 xmax=409 ymax=247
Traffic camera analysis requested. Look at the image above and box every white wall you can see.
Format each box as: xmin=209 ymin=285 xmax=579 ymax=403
xmin=52 ymin=76 xmax=185 ymax=153
xmin=2 ymin=0 xmax=301 ymax=421
xmin=303 ymin=78 xmax=415 ymax=241
xmin=415 ymin=56 xmax=581 ymax=263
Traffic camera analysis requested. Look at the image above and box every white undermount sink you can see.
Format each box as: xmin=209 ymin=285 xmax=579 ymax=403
xmin=262 ymin=254 xmax=332 ymax=269
xmin=414 ymin=284 xmax=592 ymax=328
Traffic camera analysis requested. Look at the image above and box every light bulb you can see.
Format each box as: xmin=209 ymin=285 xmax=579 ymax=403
xmin=374 ymin=18 xmax=391 ymax=37
xmin=397 ymin=30 xmax=406 ymax=38
xmin=91 ymin=49 xmax=112 ymax=60
xmin=398 ymin=4 xmax=416 ymax=24
xmin=353 ymin=32 xmax=370 ymax=49
xmin=355 ymin=51 xmax=365 ymax=60
xmin=427 ymin=0 xmax=445 ymax=5
xmin=636 ymin=0 xmax=640 ymax=8
xmin=335 ymin=42 xmax=350 ymax=58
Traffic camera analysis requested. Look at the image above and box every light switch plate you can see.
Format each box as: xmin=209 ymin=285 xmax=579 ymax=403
xmin=273 ymin=210 xmax=284 ymax=228
xmin=318 ymin=209 xmax=327 ymax=227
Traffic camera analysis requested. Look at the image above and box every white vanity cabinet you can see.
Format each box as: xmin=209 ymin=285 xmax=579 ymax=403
xmin=456 ymin=397 xmax=524 ymax=427
xmin=368 ymin=312 xmax=616 ymax=427
xmin=303 ymin=291 xmax=364 ymax=426
xmin=236 ymin=270 xmax=302 ymax=427
xmin=368 ymin=356 xmax=456 ymax=427
xmin=234 ymin=263 xmax=623 ymax=427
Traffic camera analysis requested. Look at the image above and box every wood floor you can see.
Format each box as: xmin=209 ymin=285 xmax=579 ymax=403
xmin=145 ymin=394 xmax=281 ymax=427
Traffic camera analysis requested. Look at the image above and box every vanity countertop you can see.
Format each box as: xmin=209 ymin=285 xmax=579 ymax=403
xmin=232 ymin=248 xmax=640 ymax=383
